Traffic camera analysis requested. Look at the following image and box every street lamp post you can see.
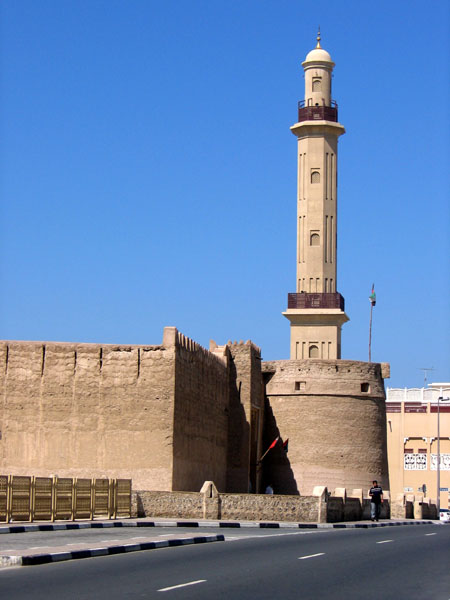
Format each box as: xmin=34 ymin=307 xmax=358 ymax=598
xmin=437 ymin=389 xmax=450 ymax=516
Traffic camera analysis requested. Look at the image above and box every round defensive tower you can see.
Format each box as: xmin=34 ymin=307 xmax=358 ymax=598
xmin=262 ymin=359 xmax=390 ymax=495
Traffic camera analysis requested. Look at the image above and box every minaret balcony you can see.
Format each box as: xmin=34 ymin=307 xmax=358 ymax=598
xmin=298 ymin=100 xmax=338 ymax=122
xmin=288 ymin=292 xmax=345 ymax=311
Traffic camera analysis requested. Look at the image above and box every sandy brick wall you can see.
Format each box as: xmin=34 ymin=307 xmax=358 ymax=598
xmin=0 ymin=340 xmax=175 ymax=490
xmin=226 ymin=342 xmax=264 ymax=493
xmin=133 ymin=490 xmax=204 ymax=519
xmin=171 ymin=331 xmax=229 ymax=492
xmin=262 ymin=359 xmax=390 ymax=495
xmin=219 ymin=492 xmax=319 ymax=522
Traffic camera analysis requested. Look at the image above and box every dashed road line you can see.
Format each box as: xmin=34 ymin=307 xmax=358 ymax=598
xmin=376 ymin=540 xmax=393 ymax=544
xmin=425 ymin=533 xmax=437 ymax=536
xmin=158 ymin=580 xmax=207 ymax=592
xmin=298 ymin=553 xmax=325 ymax=560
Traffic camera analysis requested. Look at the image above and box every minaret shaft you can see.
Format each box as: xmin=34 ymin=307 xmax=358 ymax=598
xmin=283 ymin=36 xmax=349 ymax=360
xmin=296 ymin=133 xmax=338 ymax=293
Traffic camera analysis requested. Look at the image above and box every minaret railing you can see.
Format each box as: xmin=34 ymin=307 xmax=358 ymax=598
xmin=287 ymin=292 xmax=345 ymax=310
xmin=297 ymin=100 xmax=338 ymax=122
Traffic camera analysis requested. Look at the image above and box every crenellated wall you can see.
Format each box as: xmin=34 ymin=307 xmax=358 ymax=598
xmin=0 ymin=340 xmax=175 ymax=490
xmin=262 ymin=359 xmax=390 ymax=495
xmin=169 ymin=328 xmax=230 ymax=492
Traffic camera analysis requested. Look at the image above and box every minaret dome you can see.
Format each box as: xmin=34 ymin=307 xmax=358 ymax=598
xmin=302 ymin=31 xmax=334 ymax=108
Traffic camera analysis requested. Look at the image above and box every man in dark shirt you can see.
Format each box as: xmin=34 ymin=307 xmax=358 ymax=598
xmin=369 ymin=480 xmax=383 ymax=521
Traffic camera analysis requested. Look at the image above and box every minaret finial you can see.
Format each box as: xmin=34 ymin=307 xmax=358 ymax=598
xmin=316 ymin=26 xmax=321 ymax=48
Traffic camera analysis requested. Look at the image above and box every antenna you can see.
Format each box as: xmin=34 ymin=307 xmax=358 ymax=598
xmin=418 ymin=367 xmax=434 ymax=387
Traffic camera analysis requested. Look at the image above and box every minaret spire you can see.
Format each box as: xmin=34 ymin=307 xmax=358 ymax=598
xmin=282 ymin=37 xmax=349 ymax=360
xmin=316 ymin=26 xmax=321 ymax=48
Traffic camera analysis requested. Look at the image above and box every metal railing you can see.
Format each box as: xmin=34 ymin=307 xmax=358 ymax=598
xmin=297 ymin=100 xmax=338 ymax=122
xmin=287 ymin=292 xmax=345 ymax=310
xmin=0 ymin=475 xmax=131 ymax=523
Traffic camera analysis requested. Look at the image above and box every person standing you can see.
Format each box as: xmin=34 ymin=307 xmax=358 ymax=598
xmin=369 ymin=480 xmax=383 ymax=521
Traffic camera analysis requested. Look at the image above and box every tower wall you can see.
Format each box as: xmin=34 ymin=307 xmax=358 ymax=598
xmin=262 ymin=359 xmax=390 ymax=495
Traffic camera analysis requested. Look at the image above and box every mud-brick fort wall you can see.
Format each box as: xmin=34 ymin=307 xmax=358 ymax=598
xmin=0 ymin=329 xmax=262 ymax=494
xmin=170 ymin=328 xmax=229 ymax=492
xmin=262 ymin=359 xmax=390 ymax=496
xmin=226 ymin=342 xmax=264 ymax=493
xmin=0 ymin=339 xmax=175 ymax=490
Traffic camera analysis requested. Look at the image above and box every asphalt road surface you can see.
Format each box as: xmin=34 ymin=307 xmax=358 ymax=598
xmin=1 ymin=524 xmax=449 ymax=599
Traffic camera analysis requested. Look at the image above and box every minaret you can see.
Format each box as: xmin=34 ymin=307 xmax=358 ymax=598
xmin=283 ymin=31 xmax=349 ymax=360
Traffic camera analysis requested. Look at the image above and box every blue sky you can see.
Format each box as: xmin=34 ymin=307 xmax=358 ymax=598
xmin=1 ymin=0 xmax=449 ymax=388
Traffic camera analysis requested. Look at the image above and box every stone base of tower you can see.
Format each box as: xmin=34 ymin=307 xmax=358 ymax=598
xmin=283 ymin=308 xmax=349 ymax=360
xmin=261 ymin=359 xmax=391 ymax=496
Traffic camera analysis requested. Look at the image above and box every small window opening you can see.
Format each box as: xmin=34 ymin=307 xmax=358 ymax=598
xmin=295 ymin=381 xmax=306 ymax=391
xmin=361 ymin=382 xmax=370 ymax=393
xmin=309 ymin=345 xmax=319 ymax=358
xmin=310 ymin=232 xmax=320 ymax=246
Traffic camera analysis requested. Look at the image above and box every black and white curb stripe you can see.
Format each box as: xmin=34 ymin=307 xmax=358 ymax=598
xmin=0 ymin=519 xmax=438 ymax=534
xmin=1 ymin=534 xmax=225 ymax=567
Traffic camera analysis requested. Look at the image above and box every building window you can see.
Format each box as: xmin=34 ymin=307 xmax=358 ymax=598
xmin=309 ymin=344 xmax=319 ymax=358
xmin=404 ymin=453 xmax=427 ymax=470
xmin=431 ymin=454 xmax=450 ymax=470
xmin=310 ymin=232 xmax=320 ymax=246
xmin=312 ymin=79 xmax=322 ymax=92
xmin=361 ymin=382 xmax=370 ymax=393
xmin=311 ymin=170 xmax=320 ymax=184
xmin=295 ymin=381 xmax=306 ymax=391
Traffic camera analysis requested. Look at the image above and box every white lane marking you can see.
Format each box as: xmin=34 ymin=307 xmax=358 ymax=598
xmin=158 ymin=580 xmax=207 ymax=592
xmin=158 ymin=534 xmax=177 ymax=538
xmin=376 ymin=540 xmax=393 ymax=544
xmin=28 ymin=546 xmax=47 ymax=549
xmin=131 ymin=536 xmax=149 ymax=540
xmin=224 ymin=530 xmax=323 ymax=541
xmin=298 ymin=553 xmax=325 ymax=560
xmin=425 ymin=533 xmax=437 ymax=536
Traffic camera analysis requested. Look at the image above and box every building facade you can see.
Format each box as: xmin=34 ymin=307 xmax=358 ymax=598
xmin=386 ymin=384 xmax=450 ymax=510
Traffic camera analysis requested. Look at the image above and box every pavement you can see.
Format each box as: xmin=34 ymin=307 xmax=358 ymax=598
xmin=0 ymin=517 xmax=444 ymax=568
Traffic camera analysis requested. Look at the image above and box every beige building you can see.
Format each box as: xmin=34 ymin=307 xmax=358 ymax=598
xmin=386 ymin=384 xmax=450 ymax=510
xmin=283 ymin=31 xmax=349 ymax=360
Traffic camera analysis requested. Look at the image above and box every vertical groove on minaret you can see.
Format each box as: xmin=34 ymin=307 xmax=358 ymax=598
xmin=330 ymin=216 xmax=334 ymax=263
xmin=331 ymin=154 xmax=334 ymax=202
xmin=303 ymin=154 xmax=306 ymax=200
xmin=5 ymin=345 xmax=9 ymax=374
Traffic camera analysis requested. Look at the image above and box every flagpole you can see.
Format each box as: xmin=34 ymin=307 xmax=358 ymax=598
xmin=368 ymin=283 xmax=376 ymax=363
xmin=258 ymin=437 xmax=279 ymax=463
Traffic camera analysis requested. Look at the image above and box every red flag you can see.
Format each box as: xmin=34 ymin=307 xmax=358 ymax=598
xmin=282 ymin=438 xmax=289 ymax=453
xmin=268 ymin=436 xmax=279 ymax=450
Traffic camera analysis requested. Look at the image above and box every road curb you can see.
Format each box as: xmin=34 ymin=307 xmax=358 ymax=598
xmin=0 ymin=534 xmax=225 ymax=568
xmin=0 ymin=519 xmax=439 ymax=534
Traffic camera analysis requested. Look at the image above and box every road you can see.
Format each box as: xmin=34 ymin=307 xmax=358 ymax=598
xmin=1 ymin=524 xmax=449 ymax=599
